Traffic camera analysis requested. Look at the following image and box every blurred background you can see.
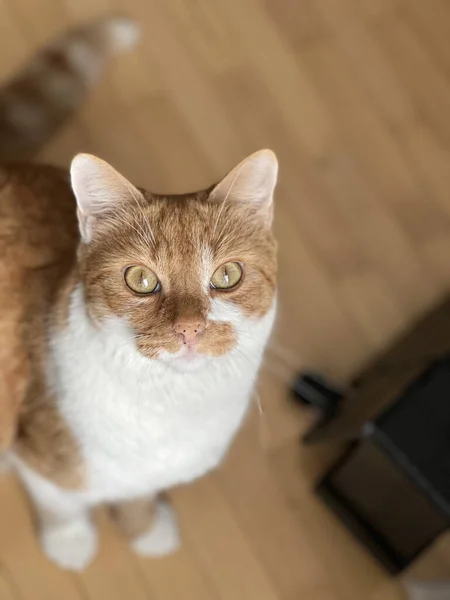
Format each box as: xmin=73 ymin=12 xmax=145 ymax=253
xmin=1 ymin=0 xmax=450 ymax=599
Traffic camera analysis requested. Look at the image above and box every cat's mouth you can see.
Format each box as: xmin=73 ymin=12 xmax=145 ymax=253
xmin=160 ymin=345 xmax=211 ymax=372
xmin=135 ymin=320 xmax=237 ymax=364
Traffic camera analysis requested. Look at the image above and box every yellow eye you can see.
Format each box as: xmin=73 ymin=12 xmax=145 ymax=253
xmin=210 ymin=262 xmax=243 ymax=290
xmin=125 ymin=266 xmax=160 ymax=294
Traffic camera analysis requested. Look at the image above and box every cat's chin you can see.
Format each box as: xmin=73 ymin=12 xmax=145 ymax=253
xmin=168 ymin=359 xmax=206 ymax=373
xmin=158 ymin=349 xmax=210 ymax=373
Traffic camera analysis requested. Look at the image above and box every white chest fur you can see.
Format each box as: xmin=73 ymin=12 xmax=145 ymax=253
xmin=42 ymin=287 xmax=275 ymax=504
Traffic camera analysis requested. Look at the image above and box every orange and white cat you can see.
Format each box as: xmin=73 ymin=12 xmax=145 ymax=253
xmin=0 ymin=18 xmax=278 ymax=571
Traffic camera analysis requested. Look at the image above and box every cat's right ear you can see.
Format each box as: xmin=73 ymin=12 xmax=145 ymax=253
xmin=70 ymin=154 xmax=142 ymax=242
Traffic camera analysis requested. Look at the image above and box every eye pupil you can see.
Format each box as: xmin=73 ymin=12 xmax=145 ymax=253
xmin=210 ymin=262 xmax=242 ymax=291
xmin=125 ymin=266 xmax=159 ymax=294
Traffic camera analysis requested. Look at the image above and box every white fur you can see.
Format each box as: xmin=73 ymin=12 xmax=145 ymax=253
xmin=102 ymin=17 xmax=140 ymax=53
xmin=13 ymin=285 xmax=275 ymax=569
xmin=66 ymin=18 xmax=139 ymax=84
xmin=132 ymin=499 xmax=180 ymax=557
xmin=40 ymin=514 xmax=98 ymax=571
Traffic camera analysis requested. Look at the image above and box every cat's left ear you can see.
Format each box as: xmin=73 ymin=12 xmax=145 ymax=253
xmin=209 ymin=149 xmax=278 ymax=226
xmin=70 ymin=153 xmax=143 ymax=242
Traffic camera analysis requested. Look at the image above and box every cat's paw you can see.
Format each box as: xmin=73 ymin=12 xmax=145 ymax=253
xmin=40 ymin=517 xmax=98 ymax=571
xmin=132 ymin=499 xmax=180 ymax=557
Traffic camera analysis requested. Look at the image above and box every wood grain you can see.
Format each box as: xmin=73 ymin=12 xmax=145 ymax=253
xmin=1 ymin=0 xmax=450 ymax=597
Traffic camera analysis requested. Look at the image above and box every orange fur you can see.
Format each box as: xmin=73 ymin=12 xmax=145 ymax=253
xmin=78 ymin=186 xmax=277 ymax=360
xmin=0 ymin=152 xmax=277 ymax=486
xmin=0 ymin=24 xmax=277 ymax=492
xmin=0 ymin=165 xmax=82 ymax=484
xmin=0 ymin=16 xmax=138 ymax=162
xmin=0 ymin=17 xmax=139 ymax=482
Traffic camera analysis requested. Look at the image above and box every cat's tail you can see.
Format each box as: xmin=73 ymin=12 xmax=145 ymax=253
xmin=0 ymin=15 xmax=139 ymax=163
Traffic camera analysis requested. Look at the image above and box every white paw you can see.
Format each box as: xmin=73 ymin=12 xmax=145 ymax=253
xmin=40 ymin=517 xmax=98 ymax=571
xmin=103 ymin=16 xmax=140 ymax=53
xmin=132 ymin=500 xmax=180 ymax=558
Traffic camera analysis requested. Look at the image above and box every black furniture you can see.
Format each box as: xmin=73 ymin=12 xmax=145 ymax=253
xmin=293 ymin=297 xmax=450 ymax=573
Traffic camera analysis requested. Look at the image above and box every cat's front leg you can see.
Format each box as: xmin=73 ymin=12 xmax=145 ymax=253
xmin=110 ymin=494 xmax=180 ymax=557
xmin=17 ymin=464 xmax=98 ymax=571
xmin=38 ymin=504 xmax=98 ymax=571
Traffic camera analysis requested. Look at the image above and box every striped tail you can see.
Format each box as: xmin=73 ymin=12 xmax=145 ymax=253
xmin=0 ymin=16 xmax=139 ymax=162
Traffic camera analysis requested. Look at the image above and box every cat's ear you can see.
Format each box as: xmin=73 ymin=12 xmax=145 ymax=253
xmin=70 ymin=153 xmax=142 ymax=242
xmin=209 ymin=149 xmax=278 ymax=225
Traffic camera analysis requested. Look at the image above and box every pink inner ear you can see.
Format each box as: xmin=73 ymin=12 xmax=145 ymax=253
xmin=209 ymin=149 xmax=278 ymax=209
xmin=70 ymin=153 xmax=143 ymax=241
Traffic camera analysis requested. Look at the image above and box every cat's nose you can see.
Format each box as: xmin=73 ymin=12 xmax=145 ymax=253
xmin=173 ymin=318 xmax=206 ymax=346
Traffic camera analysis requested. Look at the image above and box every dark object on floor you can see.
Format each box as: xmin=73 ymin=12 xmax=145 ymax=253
xmin=292 ymin=371 xmax=344 ymax=431
xmin=296 ymin=297 xmax=450 ymax=573
xmin=299 ymin=298 xmax=450 ymax=444
xmin=319 ymin=358 xmax=450 ymax=572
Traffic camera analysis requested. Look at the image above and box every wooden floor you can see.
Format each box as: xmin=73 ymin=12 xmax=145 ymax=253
xmin=1 ymin=0 xmax=450 ymax=598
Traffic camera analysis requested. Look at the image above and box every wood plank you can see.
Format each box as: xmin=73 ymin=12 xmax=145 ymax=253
xmin=135 ymin=498 xmax=221 ymax=600
xmin=314 ymin=0 xmax=415 ymax=128
xmin=215 ymin=0 xmax=334 ymax=157
xmin=300 ymin=40 xmax=419 ymax=201
xmin=0 ymin=475 xmax=85 ymax=600
xmin=0 ymin=569 xmax=18 ymax=600
xmin=217 ymin=419 xmax=339 ymax=600
xmin=174 ymin=476 xmax=281 ymax=600
xmin=75 ymin=511 xmax=151 ymax=600
xmin=0 ymin=0 xmax=450 ymax=597
xmin=268 ymin=438 xmax=399 ymax=600
xmin=376 ymin=14 xmax=450 ymax=144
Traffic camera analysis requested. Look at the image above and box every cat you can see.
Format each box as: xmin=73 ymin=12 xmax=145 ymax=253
xmin=0 ymin=18 xmax=278 ymax=572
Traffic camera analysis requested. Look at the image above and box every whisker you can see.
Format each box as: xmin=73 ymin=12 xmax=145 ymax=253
xmin=110 ymin=188 xmax=156 ymax=251
xmin=115 ymin=333 xmax=143 ymax=352
xmin=252 ymin=389 xmax=270 ymax=451
xmin=128 ymin=220 xmax=151 ymax=248
xmin=103 ymin=204 xmax=147 ymax=249
xmin=260 ymin=356 xmax=293 ymax=386
xmin=126 ymin=183 xmax=157 ymax=249
xmin=130 ymin=204 xmax=155 ymax=250
xmin=231 ymin=332 xmax=296 ymax=385
xmin=237 ymin=329 xmax=302 ymax=373
xmin=140 ymin=206 xmax=156 ymax=248
xmin=265 ymin=342 xmax=301 ymax=372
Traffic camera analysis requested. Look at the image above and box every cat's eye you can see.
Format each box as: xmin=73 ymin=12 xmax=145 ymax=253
xmin=210 ymin=262 xmax=243 ymax=290
xmin=125 ymin=266 xmax=160 ymax=294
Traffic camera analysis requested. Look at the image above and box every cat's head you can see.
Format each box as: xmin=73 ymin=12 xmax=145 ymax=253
xmin=70 ymin=150 xmax=278 ymax=370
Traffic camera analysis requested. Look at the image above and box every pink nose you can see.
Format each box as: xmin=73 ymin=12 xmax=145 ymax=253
xmin=173 ymin=318 xmax=206 ymax=346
